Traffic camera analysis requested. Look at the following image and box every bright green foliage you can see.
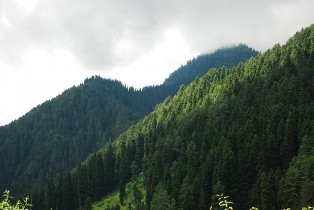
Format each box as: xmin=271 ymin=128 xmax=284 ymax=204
xmin=217 ymin=194 xmax=234 ymax=210
xmin=210 ymin=193 xmax=234 ymax=210
xmin=0 ymin=190 xmax=31 ymax=210
xmin=93 ymin=175 xmax=145 ymax=210
xmin=211 ymin=194 xmax=314 ymax=210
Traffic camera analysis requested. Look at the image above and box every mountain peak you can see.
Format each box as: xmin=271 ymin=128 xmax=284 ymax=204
xmin=163 ymin=44 xmax=259 ymax=87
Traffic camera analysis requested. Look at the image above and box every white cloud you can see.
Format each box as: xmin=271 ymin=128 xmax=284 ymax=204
xmin=0 ymin=48 xmax=93 ymax=125
xmin=16 ymin=0 xmax=43 ymax=12
xmin=107 ymin=29 xmax=192 ymax=88
xmin=1 ymin=0 xmax=314 ymax=69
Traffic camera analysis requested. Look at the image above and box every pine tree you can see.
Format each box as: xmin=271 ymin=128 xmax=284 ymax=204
xmin=62 ymin=172 xmax=74 ymax=210
xmin=119 ymin=142 xmax=128 ymax=204
xmin=260 ymin=171 xmax=276 ymax=210
xmin=280 ymin=110 xmax=298 ymax=168
xmin=150 ymin=184 xmax=173 ymax=210
xmin=103 ymin=144 xmax=116 ymax=194
xmin=94 ymin=153 xmax=105 ymax=200
xmin=77 ymin=164 xmax=88 ymax=209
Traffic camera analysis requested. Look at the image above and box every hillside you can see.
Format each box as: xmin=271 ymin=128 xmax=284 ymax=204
xmin=0 ymin=46 xmax=257 ymax=194
xmin=163 ymin=44 xmax=258 ymax=87
xmin=32 ymin=25 xmax=314 ymax=210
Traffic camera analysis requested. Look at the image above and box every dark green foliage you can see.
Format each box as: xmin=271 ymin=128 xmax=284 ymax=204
xmin=278 ymin=135 xmax=314 ymax=209
xmin=260 ymin=171 xmax=276 ymax=210
xmin=103 ymin=145 xmax=116 ymax=194
xmin=163 ymin=44 xmax=259 ymax=87
xmin=94 ymin=154 xmax=105 ymax=200
xmin=150 ymin=184 xmax=173 ymax=210
xmin=119 ymin=142 xmax=130 ymax=205
xmin=62 ymin=172 xmax=74 ymax=210
xmin=84 ymin=197 xmax=92 ymax=210
xmin=77 ymin=164 xmax=88 ymax=208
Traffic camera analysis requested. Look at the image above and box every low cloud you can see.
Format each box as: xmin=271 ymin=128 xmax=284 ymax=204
xmin=1 ymin=0 xmax=314 ymax=72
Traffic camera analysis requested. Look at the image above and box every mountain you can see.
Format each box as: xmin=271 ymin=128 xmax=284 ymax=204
xmin=163 ymin=44 xmax=258 ymax=87
xmin=32 ymin=25 xmax=313 ymax=210
xmin=0 ymin=45 xmax=257 ymax=194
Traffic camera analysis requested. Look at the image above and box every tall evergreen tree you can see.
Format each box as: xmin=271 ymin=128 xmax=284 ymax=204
xmin=77 ymin=164 xmax=88 ymax=209
xmin=103 ymin=144 xmax=116 ymax=194
xmin=62 ymin=172 xmax=74 ymax=210
xmin=94 ymin=153 xmax=105 ymax=200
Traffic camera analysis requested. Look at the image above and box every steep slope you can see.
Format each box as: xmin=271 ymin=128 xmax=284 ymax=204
xmin=138 ymin=27 xmax=314 ymax=209
xmin=0 ymin=46 xmax=257 ymax=194
xmin=32 ymin=25 xmax=314 ymax=210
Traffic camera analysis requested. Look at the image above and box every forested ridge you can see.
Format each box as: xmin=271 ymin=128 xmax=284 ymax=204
xmin=31 ymin=25 xmax=314 ymax=210
xmin=163 ymin=44 xmax=258 ymax=87
xmin=0 ymin=77 xmax=146 ymax=193
xmin=0 ymin=45 xmax=257 ymax=196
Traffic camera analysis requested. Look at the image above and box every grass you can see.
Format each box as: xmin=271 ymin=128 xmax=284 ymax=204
xmin=93 ymin=174 xmax=145 ymax=210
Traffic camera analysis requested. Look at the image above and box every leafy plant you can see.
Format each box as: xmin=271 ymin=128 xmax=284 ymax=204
xmin=0 ymin=190 xmax=31 ymax=210
xmin=302 ymin=207 xmax=314 ymax=210
xmin=210 ymin=193 xmax=234 ymax=210
xmin=211 ymin=193 xmax=314 ymax=210
xmin=217 ymin=194 xmax=234 ymax=210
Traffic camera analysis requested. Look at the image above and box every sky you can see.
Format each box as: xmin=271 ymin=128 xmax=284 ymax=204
xmin=0 ymin=0 xmax=314 ymax=126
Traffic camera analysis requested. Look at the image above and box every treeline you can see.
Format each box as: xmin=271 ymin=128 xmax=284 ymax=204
xmin=33 ymin=25 xmax=313 ymax=210
xmin=0 ymin=45 xmax=257 ymax=195
xmin=163 ymin=44 xmax=258 ymax=87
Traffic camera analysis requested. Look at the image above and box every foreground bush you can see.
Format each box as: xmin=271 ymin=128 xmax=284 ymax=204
xmin=210 ymin=194 xmax=314 ymax=210
xmin=0 ymin=190 xmax=31 ymax=210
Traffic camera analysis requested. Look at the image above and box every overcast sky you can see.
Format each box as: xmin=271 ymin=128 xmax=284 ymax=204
xmin=0 ymin=0 xmax=314 ymax=125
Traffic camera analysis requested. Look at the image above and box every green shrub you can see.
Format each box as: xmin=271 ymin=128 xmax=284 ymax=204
xmin=0 ymin=190 xmax=31 ymax=210
xmin=210 ymin=193 xmax=314 ymax=210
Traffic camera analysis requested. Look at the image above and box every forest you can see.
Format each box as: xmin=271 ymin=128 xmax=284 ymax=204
xmin=0 ymin=45 xmax=257 ymax=198
xmin=24 ymin=25 xmax=314 ymax=210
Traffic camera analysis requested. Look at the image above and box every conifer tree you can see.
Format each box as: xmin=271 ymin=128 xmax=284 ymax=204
xmin=94 ymin=153 xmax=105 ymax=200
xmin=62 ymin=172 xmax=74 ymax=210
xmin=77 ymin=164 xmax=88 ymax=209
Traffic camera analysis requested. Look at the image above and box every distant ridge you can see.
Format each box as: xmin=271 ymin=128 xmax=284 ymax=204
xmin=163 ymin=44 xmax=259 ymax=87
